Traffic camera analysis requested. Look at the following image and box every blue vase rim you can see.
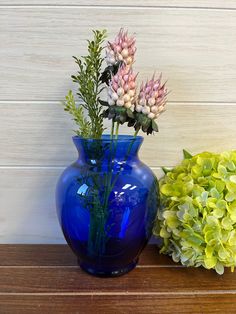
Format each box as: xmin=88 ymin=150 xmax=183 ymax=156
xmin=72 ymin=134 xmax=144 ymax=143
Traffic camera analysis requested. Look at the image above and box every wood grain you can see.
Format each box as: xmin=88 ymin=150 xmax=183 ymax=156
xmin=1 ymin=294 xmax=236 ymax=314
xmin=0 ymin=245 xmax=172 ymax=266
xmin=1 ymin=7 xmax=236 ymax=101
xmin=1 ymin=245 xmax=236 ymax=313
xmin=1 ymin=102 xmax=236 ymax=167
xmin=1 ymin=0 xmax=236 ymax=9
xmin=0 ymin=263 xmax=235 ymax=294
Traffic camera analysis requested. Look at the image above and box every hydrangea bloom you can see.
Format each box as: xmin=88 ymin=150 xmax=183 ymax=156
xmin=154 ymin=150 xmax=236 ymax=274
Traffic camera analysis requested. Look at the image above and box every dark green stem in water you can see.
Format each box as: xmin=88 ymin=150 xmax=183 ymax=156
xmin=109 ymin=133 xmax=139 ymax=192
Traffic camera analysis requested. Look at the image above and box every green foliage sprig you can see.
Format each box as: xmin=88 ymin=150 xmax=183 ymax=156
xmin=154 ymin=150 xmax=236 ymax=274
xmin=63 ymin=90 xmax=91 ymax=137
xmin=64 ymin=29 xmax=107 ymax=139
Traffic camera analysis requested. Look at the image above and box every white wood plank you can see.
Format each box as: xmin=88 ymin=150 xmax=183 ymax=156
xmin=0 ymin=168 xmax=63 ymax=243
xmin=1 ymin=1 xmax=236 ymax=9
xmin=1 ymin=7 xmax=236 ymax=101
xmin=0 ymin=167 xmax=162 ymax=243
xmin=1 ymin=102 xmax=236 ymax=167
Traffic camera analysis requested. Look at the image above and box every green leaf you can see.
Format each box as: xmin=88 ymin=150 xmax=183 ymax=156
xmin=162 ymin=167 xmax=172 ymax=174
xmin=225 ymin=192 xmax=236 ymax=202
xmin=183 ymin=149 xmax=193 ymax=159
xmin=230 ymin=175 xmax=236 ymax=183
xmin=210 ymin=188 xmax=220 ymax=199
xmin=160 ymin=184 xmax=173 ymax=196
xmin=215 ymin=262 xmax=224 ymax=275
xmin=126 ymin=108 xmax=134 ymax=119
xmin=213 ymin=207 xmax=225 ymax=218
xmin=152 ymin=119 xmax=159 ymax=132
xmin=218 ymin=247 xmax=230 ymax=260
xmin=98 ymin=99 xmax=109 ymax=107
xmin=204 ymin=256 xmax=217 ymax=269
xmin=221 ymin=216 xmax=233 ymax=230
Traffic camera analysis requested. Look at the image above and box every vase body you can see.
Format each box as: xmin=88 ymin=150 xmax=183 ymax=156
xmin=56 ymin=135 xmax=159 ymax=277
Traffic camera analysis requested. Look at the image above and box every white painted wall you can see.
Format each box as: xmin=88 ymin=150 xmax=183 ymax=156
xmin=1 ymin=1 xmax=236 ymax=243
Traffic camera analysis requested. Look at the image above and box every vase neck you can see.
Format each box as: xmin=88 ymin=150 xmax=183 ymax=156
xmin=73 ymin=135 xmax=143 ymax=165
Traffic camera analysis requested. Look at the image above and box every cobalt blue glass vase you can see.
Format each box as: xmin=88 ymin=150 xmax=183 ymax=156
xmin=56 ymin=135 xmax=160 ymax=277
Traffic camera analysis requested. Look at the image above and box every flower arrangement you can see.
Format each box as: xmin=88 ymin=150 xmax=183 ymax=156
xmin=63 ymin=29 xmax=168 ymax=138
xmin=58 ymin=29 xmax=168 ymax=268
xmin=154 ymin=150 xmax=236 ymax=274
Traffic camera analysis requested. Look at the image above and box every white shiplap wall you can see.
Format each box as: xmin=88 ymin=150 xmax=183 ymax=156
xmin=1 ymin=1 xmax=236 ymax=243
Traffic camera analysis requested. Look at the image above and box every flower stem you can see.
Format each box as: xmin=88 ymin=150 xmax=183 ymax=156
xmin=115 ymin=122 xmax=120 ymax=140
xmin=134 ymin=128 xmax=139 ymax=137
xmin=110 ymin=120 xmax=115 ymax=139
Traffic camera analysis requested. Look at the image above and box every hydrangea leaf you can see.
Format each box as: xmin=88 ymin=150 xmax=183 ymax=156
xmin=230 ymin=175 xmax=236 ymax=183
xmin=210 ymin=188 xmax=221 ymax=199
xmin=215 ymin=262 xmax=224 ymax=275
xmin=213 ymin=207 xmax=225 ymax=218
xmin=183 ymin=149 xmax=193 ymax=159
xmin=218 ymin=247 xmax=230 ymax=260
xmin=221 ymin=216 xmax=233 ymax=230
xmin=226 ymin=192 xmax=236 ymax=202
xmin=204 ymin=256 xmax=217 ymax=269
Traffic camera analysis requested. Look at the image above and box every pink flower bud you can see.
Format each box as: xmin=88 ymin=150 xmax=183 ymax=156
xmin=113 ymin=75 xmax=119 ymax=83
xmin=153 ymin=83 xmax=159 ymax=90
xmin=142 ymin=106 xmax=150 ymax=114
xmin=126 ymin=56 xmax=133 ymax=65
xmin=116 ymin=45 xmax=122 ymax=52
xmin=122 ymin=42 xmax=128 ymax=49
xmin=124 ymin=84 xmax=129 ymax=92
xmin=148 ymin=112 xmax=155 ymax=119
xmin=112 ymin=82 xmax=118 ymax=91
xmin=129 ymin=81 xmax=136 ymax=89
xmin=136 ymin=105 xmax=142 ymax=112
xmin=151 ymin=106 xmax=158 ymax=113
xmin=139 ymin=92 xmax=144 ymax=98
xmin=123 ymin=74 xmax=129 ymax=82
xmin=121 ymin=48 xmax=129 ymax=58
xmin=148 ymin=98 xmax=156 ymax=106
xmin=124 ymin=101 xmax=132 ymax=108
xmin=129 ymin=90 xmax=135 ymax=97
xmin=117 ymin=99 xmax=124 ymax=106
xmin=109 ymin=57 xmax=116 ymax=64
xmin=139 ymin=98 xmax=146 ymax=106
xmin=123 ymin=94 xmax=130 ymax=103
xmin=117 ymin=87 xmax=124 ymax=96
xmin=118 ymin=54 xmax=123 ymax=61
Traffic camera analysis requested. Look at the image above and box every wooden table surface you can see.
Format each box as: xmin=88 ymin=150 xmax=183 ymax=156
xmin=0 ymin=245 xmax=236 ymax=313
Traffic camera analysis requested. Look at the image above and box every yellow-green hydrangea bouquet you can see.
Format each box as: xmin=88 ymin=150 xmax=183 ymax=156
xmin=154 ymin=150 xmax=236 ymax=274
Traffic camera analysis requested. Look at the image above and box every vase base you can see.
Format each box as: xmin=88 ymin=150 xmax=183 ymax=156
xmin=79 ymin=260 xmax=138 ymax=277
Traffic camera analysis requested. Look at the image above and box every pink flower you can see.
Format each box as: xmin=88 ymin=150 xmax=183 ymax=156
xmin=106 ymin=29 xmax=136 ymax=67
xmin=136 ymin=75 xmax=167 ymax=119
xmin=107 ymin=65 xmax=137 ymax=109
